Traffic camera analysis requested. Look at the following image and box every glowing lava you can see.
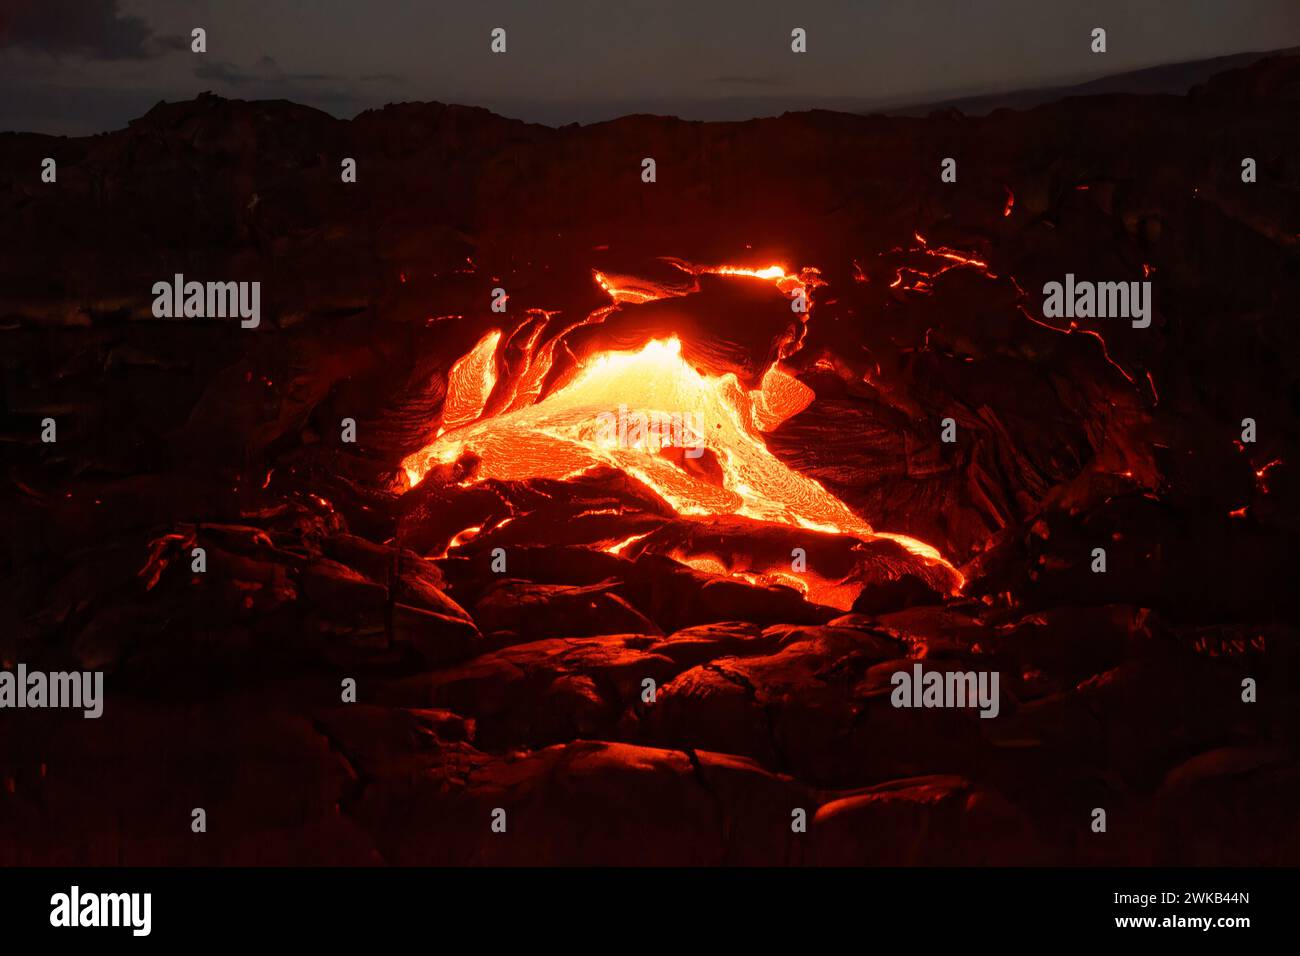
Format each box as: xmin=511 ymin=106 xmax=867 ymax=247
xmin=402 ymin=265 xmax=953 ymax=571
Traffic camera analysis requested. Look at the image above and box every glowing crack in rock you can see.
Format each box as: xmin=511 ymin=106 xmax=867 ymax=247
xmin=403 ymin=263 xmax=955 ymax=577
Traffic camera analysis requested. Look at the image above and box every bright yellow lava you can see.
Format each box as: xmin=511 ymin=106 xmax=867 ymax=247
xmin=402 ymin=334 xmax=947 ymax=565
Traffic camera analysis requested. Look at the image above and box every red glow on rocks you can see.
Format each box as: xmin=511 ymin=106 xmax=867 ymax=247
xmin=1255 ymin=458 xmax=1283 ymax=493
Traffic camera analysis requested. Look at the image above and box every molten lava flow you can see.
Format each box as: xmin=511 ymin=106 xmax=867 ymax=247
xmin=440 ymin=329 xmax=501 ymax=432
xmin=402 ymin=265 xmax=954 ymax=573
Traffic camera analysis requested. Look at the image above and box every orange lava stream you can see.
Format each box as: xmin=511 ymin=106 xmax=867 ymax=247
xmin=402 ymin=265 xmax=953 ymax=570
xmin=439 ymin=330 xmax=501 ymax=432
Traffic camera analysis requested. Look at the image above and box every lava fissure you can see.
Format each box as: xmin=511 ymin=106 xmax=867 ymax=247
xmin=402 ymin=261 xmax=957 ymax=591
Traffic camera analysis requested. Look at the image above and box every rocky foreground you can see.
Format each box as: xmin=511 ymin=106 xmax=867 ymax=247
xmin=1 ymin=56 xmax=1298 ymax=864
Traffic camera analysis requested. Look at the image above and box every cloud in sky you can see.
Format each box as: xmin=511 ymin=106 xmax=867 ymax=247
xmin=0 ymin=0 xmax=182 ymax=60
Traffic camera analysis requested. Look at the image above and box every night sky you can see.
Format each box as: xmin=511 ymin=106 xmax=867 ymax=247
xmin=2 ymin=0 xmax=1299 ymax=134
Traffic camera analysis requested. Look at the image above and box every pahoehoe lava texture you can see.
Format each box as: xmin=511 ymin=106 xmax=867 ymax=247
xmin=1 ymin=56 xmax=1299 ymax=864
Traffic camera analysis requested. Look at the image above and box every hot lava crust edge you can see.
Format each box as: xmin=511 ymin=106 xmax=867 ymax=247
xmin=1 ymin=56 xmax=1299 ymax=864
